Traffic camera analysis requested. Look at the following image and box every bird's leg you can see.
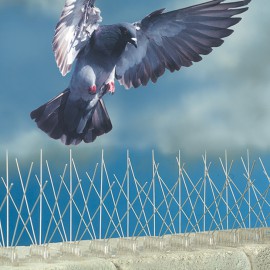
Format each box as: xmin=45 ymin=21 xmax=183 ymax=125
xmin=89 ymin=84 xmax=97 ymax=94
xmin=105 ymin=67 xmax=116 ymax=94
xmin=106 ymin=81 xmax=115 ymax=94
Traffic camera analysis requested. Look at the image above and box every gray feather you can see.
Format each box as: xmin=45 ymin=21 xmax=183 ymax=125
xmin=53 ymin=0 xmax=101 ymax=76
xmin=116 ymin=0 xmax=251 ymax=89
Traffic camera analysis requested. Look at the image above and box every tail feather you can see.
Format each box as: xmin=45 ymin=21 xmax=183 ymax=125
xmin=30 ymin=89 xmax=112 ymax=145
xmin=31 ymin=89 xmax=69 ymax=139
xmin=84 ymin=99 xmax=112 ymax=143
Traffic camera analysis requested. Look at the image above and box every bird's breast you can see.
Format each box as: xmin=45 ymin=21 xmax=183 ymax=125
xmin=69 ymin=59 xmax=113 ymax=101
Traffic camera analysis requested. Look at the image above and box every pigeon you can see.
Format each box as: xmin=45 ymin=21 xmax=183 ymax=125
xmin=31 ymin=0 xmax=251 ymax=145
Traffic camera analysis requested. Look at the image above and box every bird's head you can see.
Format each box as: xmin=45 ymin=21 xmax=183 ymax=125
xmin=119 ymin=23 xmax=138 ymax=48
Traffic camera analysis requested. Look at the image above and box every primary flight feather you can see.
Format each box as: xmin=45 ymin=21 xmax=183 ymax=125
xmin=31 ymin=0 xmax=251 ymax=145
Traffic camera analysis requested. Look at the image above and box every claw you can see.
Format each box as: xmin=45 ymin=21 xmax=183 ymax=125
xmin=89 ymin=85 xmax=97 ymax=94
xmin=106 ymin=81 xmax=115 ymax=94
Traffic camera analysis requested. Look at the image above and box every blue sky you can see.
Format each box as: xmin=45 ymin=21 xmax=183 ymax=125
xmin=0 ymin=0 xmax=269 ymax=165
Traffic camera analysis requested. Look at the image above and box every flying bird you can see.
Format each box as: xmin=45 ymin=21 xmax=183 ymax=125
xmin=31 ymin=0 xmax=251 ymax=145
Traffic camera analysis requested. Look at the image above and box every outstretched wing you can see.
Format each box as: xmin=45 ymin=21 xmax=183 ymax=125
xmin=53 ymin=0 xmax=102 ymax=76
xmin=116 ymin=0 xmax=251 ymax=89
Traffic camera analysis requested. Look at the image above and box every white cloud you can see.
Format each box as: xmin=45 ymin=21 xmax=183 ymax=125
xmin=0 ymin=127 xmax=120 ymax=167
xmin=1 ymin=0 xmax=269 ymax=160
xmin=108 ymin=0 xmax=270 ymax=157
xmin=150 ymin=81 xmax=270 ymax=155
xmin=0 ymin=0 xmax=65 ymax=16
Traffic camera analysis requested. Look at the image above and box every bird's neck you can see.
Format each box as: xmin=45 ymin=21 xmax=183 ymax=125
xmin=91 ymin=28 xmax=127 ymax=59
xmin=111 ymin=39 xmax=128 ymax=58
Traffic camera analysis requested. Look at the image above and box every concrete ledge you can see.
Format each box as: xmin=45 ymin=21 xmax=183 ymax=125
xmin=1 ymin=228 xmax=270 ymax=270
xmin=242 ymin=244 xmax=270 ymax=270
xmin=1 ymin=244 xmax=270 ymax=270
xmin=1 ymin=258 xmax=117 ymax=270
xmin=112 ymin=248 xmax=252 ymax=270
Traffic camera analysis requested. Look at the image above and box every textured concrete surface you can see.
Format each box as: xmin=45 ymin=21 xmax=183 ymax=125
xmin=242 ymin=244 xmax=270 ymax=270
xmin=111 ymin=245 xmax=270 ymax=270
xmin=1 ymin=244 xmax=270 ymax=270
xmin=1 ymin=229 xmax=270 ymax=270
xmin=1 ymin=259 xmax=117 ymax=270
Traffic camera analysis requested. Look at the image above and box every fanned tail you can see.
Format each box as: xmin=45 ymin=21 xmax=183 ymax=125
xmin=30 ymin=89 xmax=112 ymax=145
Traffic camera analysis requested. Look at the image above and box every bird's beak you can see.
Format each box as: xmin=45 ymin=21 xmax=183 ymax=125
xmin=130 ymin=37 xmax=138 ymax=48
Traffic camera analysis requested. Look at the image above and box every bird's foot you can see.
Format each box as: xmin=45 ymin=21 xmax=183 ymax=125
xmin=106 ymin=81 xmax=115 ymax=94
xmin=89 ymin=85 xmax=97 ymax=94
